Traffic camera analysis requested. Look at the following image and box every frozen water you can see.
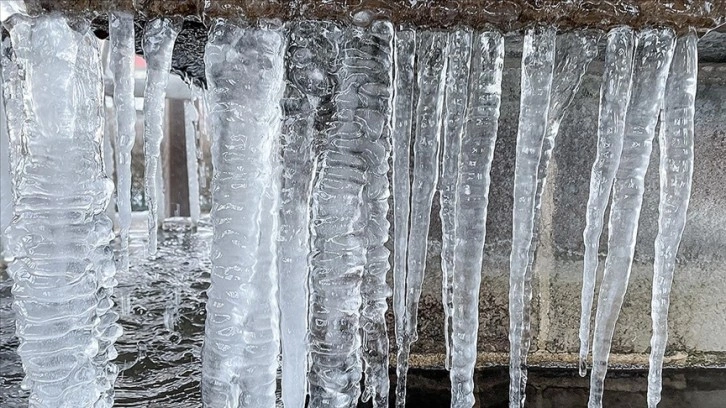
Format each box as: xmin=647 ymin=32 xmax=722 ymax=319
xmin=0 ymin=38 xmax=14 ymax=261
xmin=142 ymin=18 xmax=180 ymax=256
xmin=202 ymin=20 xmax=285 ymax=408
xmin=184 ymin=99 xmax=201 ymax=227
xmin=588 ymin=28 xmax=675 ymax=408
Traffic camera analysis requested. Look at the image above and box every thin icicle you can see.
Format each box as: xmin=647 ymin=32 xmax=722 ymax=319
xmin=508 ymin=26 xmax=556 ymax=408
xmin=438 ymin=28 xmax=473 ymax=370
xmin=579 ymin=26 xmax=636 ymax=376
xmin=142 ymin=18 xmax=180 ymax=256
xmin=109 ymin=12 xmax=135 ymax=272
xmin=391 ymin=27 xmax=415 ymax=407
xmin=0 ymin=37 xmax=20 ymax=261
xmin=202 ymin=20 xmax=285 ymax=408
xmin=589 ymin=28 xmax=675 ymax=408
xmin=277 ymin=20 xmax=338 ymax=408
xmin=396 ymin=31 xmax=448 ymax=408
xmin=184 ymin=99 xmax=201 ymax=226
xmin=450 ymin=30 xmax=504 ymax=408
xmin=648 ymin=31 xmax=697 ymax=408
xmin=520 ymin=29 xmax=600 ymax=378
xmin=103 ymin=106 xmax=117 ymax=222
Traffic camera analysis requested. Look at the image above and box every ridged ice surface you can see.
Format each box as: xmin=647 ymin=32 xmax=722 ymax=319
xmin=307 ymin=21 xmax=392 ymax=408
xmin=579 ymin=26 xmax=636 ymax=376
xmin=142 ymin=18 xmax=180 ymax=256
xmin=202 ymin=20 xmax=284 ymax=408
xmin=588 ymin=28 xmax=675 ymax=408
xmin=183 ymin=100 xmax=201 ymax=226
xmin=648 ymin=31 xmax=697 ymax=408
xmin=508 ymin=26 xmax=556 ymax=408
xmin=5 ymin=14 xmax=120 ymax=408
xmin=438 ymin=29 xmax=472 ymax=371
xmin=450 ymin=31 xmax=503 ymax=408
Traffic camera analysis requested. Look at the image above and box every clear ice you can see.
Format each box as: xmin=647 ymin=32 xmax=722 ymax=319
xmin=0 ymin=37 xmax=17 ymax=260
xmin=450 ymin=31 xmax=503 ymax=408
xmin=142 ymin=18 xmax=180 ymax=256
xmin=5 ymin=14 xmax=121 ymax=407
xmin=648 ymin=31 xmax=697 ymax=408
xmin=588 ymin=28 xmax=675 ymax=408
xmin=396 ymin=30 xmax=448 ymax=408
xmin=184 ymin=99 xmax=201 ymax=226
xmin=579 ymin=26 xmax=636 ymax=376
xmin=202 ymin=20 xmax=284 ymax=408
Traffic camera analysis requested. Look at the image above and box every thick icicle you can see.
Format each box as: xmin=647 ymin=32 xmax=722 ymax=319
xmin=438 ymin=29 xmax=473 ymax=370
xmin=391 ymin=27 xmax=415 ymax=407
xmin=450 ymin=30 xmax=504 ymax=408
xmin=307 ymin=21 xmax=392 ymax=408
xmin=648 ymin=31 xmax=697 ymax=408
xmin=109 ymin=12 xmax=135 ymax=271
xmin=588 ymin=28 xmax=675 ymax=408
xmin=183 ymin=99 xmax=201 ymax=226
xmin=5 ymin=15 xmax=121 ymax=407
xmin=520 ymin=29 xmax=600 ymax=378
xmin=396 ymin=31 xmax=448 ymax=408
xmin=141 ymin=18 xmax=180 ymax=256
xmin=202 ymin=20 xmax=285 ymax=408
xmin=277 ymin=20 xmax=339 ymax=408
xmin=508 ymin=26 xmax=556 ymax=408
xmin=578 ymin=27 xmax=636 ymax=376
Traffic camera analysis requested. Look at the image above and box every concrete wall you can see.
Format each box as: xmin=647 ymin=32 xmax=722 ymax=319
xmin=404 ymin=58 xmax=726 ymax=369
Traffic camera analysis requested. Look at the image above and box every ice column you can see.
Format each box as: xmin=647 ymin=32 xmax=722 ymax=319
xmin=508 ymin=26 xmax=556 ymax=408
xmin=438 ymin=29 xmax=472 ymax=370
xmin=307 ymin=21 xmax=392 ymax=408
xmin=579 ymin=27 xmax=636 ymax=375
xmin=109 ymin=12 xmax=136 ymax=271
xmin=648 ymin=31 xmax=697 ymax=408
xmin=277 ymin=20 xmax=340 ymax=408
xmin=396 ymin=31 xmax=448 ymax=408
xmin=588 ymin=28 xmax=675 ymax=408
xmin=449 ymin=31 xmax=503 ymax=408
xmin=5 ymin=15 xmax=121 ymax=407
xmin=142 ymin=18 xmax=180 ymax=256
xmin=184 ymin=99 xmax=201 ymax=226
xmin=202 ymin=20 xmax=284 ymax=408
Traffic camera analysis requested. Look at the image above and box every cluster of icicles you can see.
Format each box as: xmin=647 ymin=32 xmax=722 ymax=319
xmin=1 ymin=9 xmax=697 ymax=408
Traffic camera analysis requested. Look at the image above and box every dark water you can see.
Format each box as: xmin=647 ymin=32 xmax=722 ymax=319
xmin=1 ymin=216 xmax=725 ymax=407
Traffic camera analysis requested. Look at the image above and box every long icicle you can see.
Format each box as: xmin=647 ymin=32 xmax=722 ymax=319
xmin=579 ymin=27 xmax=636 ymax=376
xmin=142 ymin=18 xmax=180 ymax=256
xmin=183 ymin=99 xmax=201 ymax=226
xmin=508 ymin=26 xmax=556 ymax=408
xmin=520 ymin=29 xmax=600 ymax=380
xmin=359 ymin=21 xmax=395 ymax=408
xmin=438 ymin=28 xmax=473 ymax=370
xmin=396 ymin=31 xmax=448 ymax=408
xmin=202 ymin=20 xmax=285 ymax=408
xmin=648 ymin=30 xmax=697 ymax=408
xmin=450 ymin=30 xmax=504 ymax=408
xmin=588 ymin=28 xmax=675 ymax=408
xmin=307 ymin=21 xmax=392 ymax=408
xmin=278 ymin=20 xmax=339 ymax=408
xmin=392 ymin=26 xmax=416 ymax=408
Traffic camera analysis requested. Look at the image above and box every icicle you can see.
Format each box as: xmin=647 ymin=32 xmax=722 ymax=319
xmin=5 ymin=14 xmax=121 ymax=407
xmin=508 ymin=26 xmax=556 ymax=408
xmin=438 ymin=28 xmax=473 ymax=370
xmin=109 ymin=12 xmax=136 ymax=272
xmin=358 ymin=21 xmax=394 ymax=408
xmin=588 ymin=28 xmax=675 ymax=408
xmin=520 ymin=29 xmax=600 ymax=380
xmin=391 ymin=26 xmax=416 ymax=407
xmin=277 ymin=20 xmax=338 ymax=408
xmin=202 ymin=20 xmax=285 ymax=408
xmin=183 ymin=99 xmax=201 ymax=226
xmin=648 ymin=31 xmax=697 ymax=408
xmin=0 ymin=38 xmax=16 ymax=261
xmin=579 ymin=27 xmax=636 ymax=375
xmin=449 ymin=30 xmax=504 ymax=408
xmin=396 ymin=31 xmax=448 ymax=408
xmin=103 ymin=105 xmax=117 ymax=223
xmin=142 ymin=18 xmax=180 ymax=256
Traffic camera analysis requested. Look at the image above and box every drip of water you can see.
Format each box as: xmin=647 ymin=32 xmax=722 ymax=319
xmin=142 ymin=18 xmax=180 ymax=257
xmin=588 ymin=28 xmax=675 ymax=408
